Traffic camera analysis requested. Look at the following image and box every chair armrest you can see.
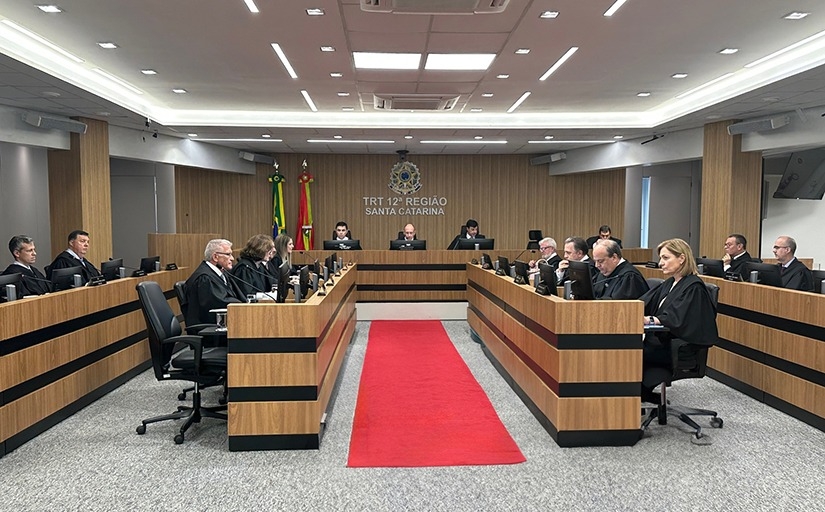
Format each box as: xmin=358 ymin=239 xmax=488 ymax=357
xmin=162 ymin=335 xmax=204 ymax=366
xmin=184 ymin=323 xmax=214 ymax=335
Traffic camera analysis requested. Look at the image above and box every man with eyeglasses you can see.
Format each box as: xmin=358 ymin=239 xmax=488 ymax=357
xmin=592 ymin=239 xmax=649 ymax=299
xmin=722 ymin=233 xmax=757 ymax=280
xmin=772 ymin=236 xmax=814 ymax=292
xmin=183 ymin=238 xmax=244 ymax=326
xmin=528 ymin=237 xmax=561 ymax=273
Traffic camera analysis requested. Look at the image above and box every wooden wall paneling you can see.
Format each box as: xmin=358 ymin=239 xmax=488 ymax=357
xmin=147 ymin=233 xmax=220 ymax=270
xmin=544 ymin=169 xmax=627 ymax=244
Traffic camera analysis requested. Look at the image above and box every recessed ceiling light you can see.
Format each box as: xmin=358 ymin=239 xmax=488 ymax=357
xmin=719 ymin=48 xmax=739 ymax=55
xmin=333 ymin=135 xmax=343 ymax=139
xmin=306 ymin=8 xmax=324 ymax=16
xmin=300 ymin=90 xmax=317 ymax=112
xmin=197 ymin=138 xmax=283 ymax=142
xmin=271 ymin=43 xmax=298 ymax=79
xmin=424 ymin=53 xmax=496 ymax=71
xmin=637 ymin=92 xmax=651 ymax=97
xmin=544 ymin=135 xmax=554 ymax=140
xmin=539 ymin=11 xmax=559 ymax=19
xmin=539 ymin=46 xmax=578 ymax=81
xmin=603 ymin=0 xmax=628 ymax=17
xmin=404 ymin=135 xmax=413 ymax=139
xmin=496 ymin=74 xmax=510 ymax=79
xmin=784 ymin=12 xmax=810 ymax=20
xmin=330 ymin=72 xmax=343 ymax=78
xmin=243 ymin=0 xmax=259 ymax=14
xmin=42 ymin=91 xmax=61 ymax=97
xmin=342 ymin=106 xmax=354 ymax=111
xmin=671 ymin=73 xmax=688 ymax=79
xmin=36 ymin=5 xmax=62 ymax=13
xmin=515 ymin=48 xmax=530 ymax=55
xmin=420 ymin=140 xmax=507 ymax=145
xmin=354 ymin=52 xmax=421 ymax=70
xmin=1 ymin=20 xmax=84 ymax=62
xmin=97 ymin=42 xmax=118 ymax=49
xmin=188 ymin=133 xmax=198 ymax=137
xmin=470 ymin=108 xmax=483 ymax=112
xmin=320 ymin=46 xmax=335 ymax=52
xmin=474 ymin=135 xmax=483 ymax=140
xmin=507 ymin=91 xmax=531 ymax=113
xmin=528 ymin=139 xmax=618 ymax=144
xmin=613 ymin=135 xmax=624 ymax=139
xmin=140 ymin=69 xmax=157 ymax=75
xmin=172 ymin=88 xmax=187 ymax=94
xmin=307 ymin=139 xmax=395 ymax=144
xmin=481 ymin=93 xmax=494 ymax=98
xmin=337 ymin=92 xmax=350 ymax=97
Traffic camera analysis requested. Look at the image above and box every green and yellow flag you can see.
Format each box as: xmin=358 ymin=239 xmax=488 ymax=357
xmin=268 ymin=169 xmax=287 ymax=236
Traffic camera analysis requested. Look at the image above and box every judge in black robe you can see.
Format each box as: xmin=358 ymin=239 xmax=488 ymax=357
xmin=48 ymin=250 xmax=101 ymax=284
xmin=448 ymin=219 xmax=485 ymax=250
xmin=593 ymin=260 xmax=649 ymax=300
xmin=725 ymin=251 xmax=755 ymax=280
xmin=780 ymin=258 xmax=814 ymax=292
xmin=183 ymin=240 xmax=244 ymax=326
xmin=3 ymin=263 xmax=52 ymax=295
xmin=231 ymin=257 xmax=273 ymax=297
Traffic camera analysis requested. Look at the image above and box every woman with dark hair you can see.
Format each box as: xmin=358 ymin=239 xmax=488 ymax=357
xmin=230 ymin=234 xmax=275 ymax=298
xmin=640 ymin=238 xmax=718 ymax=402
xmin=267 ymin=234 xmax=298 ymax=302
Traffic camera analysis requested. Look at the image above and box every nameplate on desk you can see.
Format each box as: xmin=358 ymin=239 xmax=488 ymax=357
xmin=131 ymin=270 xmax=146 ymax=277
xmin=88 ymin=276 xmax=106 ymax=286
xmin=165 ymin=263 xmax=178 ymax=271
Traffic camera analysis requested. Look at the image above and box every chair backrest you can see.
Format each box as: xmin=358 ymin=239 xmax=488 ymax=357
xmin=528 ymin=230 xmax=543 ymax=242
xmin=174 ymin=280 xmax=188 ymax=318
xmin=136 ymin=281 xmax=184 ymax=380
xmin=646 ymin=277 xmax=664 ymax=289
xmin=397 ymin=231 xmax=417 ymax=240
xmin=331 ymin=230 xmax=353 ymax=239
xmin=526 ymin=241 xmax=540 ymax=250
xmin=705 ymin=282 xmax=720 ymax=308
xmin=812 ymin=270 xmax=825 ymax=293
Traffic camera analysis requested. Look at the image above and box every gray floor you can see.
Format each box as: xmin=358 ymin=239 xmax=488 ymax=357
xmin=1 ymin=321 xmax=824 ymax=511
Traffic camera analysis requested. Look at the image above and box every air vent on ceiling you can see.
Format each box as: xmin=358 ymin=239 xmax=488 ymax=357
xmin=373 ymin=94 xmax=460 ymax=111
xmin=360 ymin=0 xmax=509 ymax=15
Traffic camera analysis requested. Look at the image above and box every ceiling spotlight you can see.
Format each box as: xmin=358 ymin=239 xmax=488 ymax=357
xmin=637 ymin=92 xmax=651 ymax=97
xmin=97 ymin=42 xmax=118 ymax=49
xmin=320 ymin=46 xmax=335 ymax=52
xmin=671 ymin=73 xmax=688 ymax=79
xmin=496 ymin=74 xmax=510 ymax=79
xmin=404 ymin=135 xmax=413 ymax=139
xmin=172 ymin=88 xmax=187 ymax=94
xmin=262 ymin=134 xmax=271 ymax=138
xmin=188 ymin=133 xmax=198 ymax=137
xmin=306 ymin=8 xmax=324 ymax=15
xmin=36 ymin=5 xmax=63 ymax=13
xmin=539 ymin=11 xmax=559 ymax=19
xmin=330 ymin=72 xmax=343 ymax=78
xmin=719 ymin=48 xmax=739 ymax=55
xmin=515 ymin=48 xmax=530 ymax=55
xmin=481 ymin=93 xmax=494 ymax=98
xmin=140 ymin=69 xmax=157 ymax=75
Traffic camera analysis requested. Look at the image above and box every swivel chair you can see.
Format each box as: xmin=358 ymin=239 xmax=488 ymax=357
xmin=173 ymin=281 xmax=215 ymax=335
xmin=527 ymin=230 xmax=543 ymax=250
xmin=646 ymin=277 xmax=664 ymax=290
xmin=135 ymin=281 xmax=227 ymax=444
xmin=812 ymin=269 xmax=825 ymax=293
xmin=397 ymin=231 xmax=417 ymax=240
xmin=641 ymin=282 xmax=723 ymax=444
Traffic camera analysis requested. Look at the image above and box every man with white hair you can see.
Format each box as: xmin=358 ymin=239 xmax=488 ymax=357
xmin=183 ymin=239 xmax=243 ymax=326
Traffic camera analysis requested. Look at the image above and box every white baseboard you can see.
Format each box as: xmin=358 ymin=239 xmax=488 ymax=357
xmin=356 ymin=302 xmax=467 ymax=320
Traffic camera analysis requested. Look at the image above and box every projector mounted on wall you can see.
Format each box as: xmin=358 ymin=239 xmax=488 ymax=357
xmin=22 ymin=111 xmax=88 ymax=134
xmin=727 ymin=115 xmax=789 ymax=135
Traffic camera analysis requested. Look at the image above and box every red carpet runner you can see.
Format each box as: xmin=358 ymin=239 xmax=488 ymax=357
xmin=347 ymin=320 xmax=525 ymax=467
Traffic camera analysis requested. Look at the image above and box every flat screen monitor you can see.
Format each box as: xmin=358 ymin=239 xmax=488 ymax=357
xmin=325 ymin=252 xmax=337 ymax=274
xmin=537 ymin=262 xmax=558 ymax=296
xmin=0 ymin=273 xmax=22 ymax=301
xmin=100 ymin=258 xmax=123 ymax=281
xmin=496 ymin=256 xmax=510 ymax=276
xmin=456 ymin=238 xmax=495 ymax=250
xmin=276 ymin=259 xmax=291 ymax=303
xmin=51 ymin=265 xmax=83 ymax=292
xmin=744 ymin=261 xmax=783 ymax=288
xmin=322 ymin=239 xmax=362 ymax=251
xmin=390 ymin=239 xmax=427 ymax=250
xmin=139 ymin=255 xmax=160 ymax=274
xmin=567 ymin=260 xmax=595 ymax=300
xmin=480 ymin=253 xmax=493 ymax=270
xmin=696 ymin=258 xmax=725 ymax=278
xmin=812 ymin=269 xmax=825 ymax=294
xmin=298 ymin=265 xmax=311 ymax=301
xmin=513 ymin=260 xmax=530 ymax=284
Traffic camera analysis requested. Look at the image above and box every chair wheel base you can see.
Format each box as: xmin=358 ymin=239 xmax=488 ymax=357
xmin=710 ymin=417 xmax=723 ymax=428
xmin=136 ymin=424 xmax=146 ymax=435
xmin=174 ymin=434 xmax=184 ymax=444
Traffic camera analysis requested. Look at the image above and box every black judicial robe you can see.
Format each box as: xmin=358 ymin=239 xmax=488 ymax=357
xmin=230 ymin=257 xmax=273 ymax=297
xmin=48 ymin=251 xmax=100 ymax=284
xmin=726 ymin=251 xmax=755 ymax=280
xmin=541 ymin=253 xmax=562 ymax=272
xmin=781 ymin=258 xmax=814 ymax=292
xmin=447 ymin=233 xmax=486 ymax=250
xmin=2 ymin=264 xmax=52 ymax=295
xmin=593 ymin=260 xmax=649 ymax=300
xmin=183 ymin=261 xmax=243 ymax=326
xmin=641 ymin=274 xmax=718 ymax=348
xmin=586 ymin=235 xmax=622 ymax=249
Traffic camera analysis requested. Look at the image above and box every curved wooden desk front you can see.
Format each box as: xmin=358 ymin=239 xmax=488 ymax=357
xmin=225 ymin=264 xmax=357 ymax=450
xmin=466 ymin=264 xmax=644 ymax=447
xmin=0 ymin=269 xmax=187 ymax=458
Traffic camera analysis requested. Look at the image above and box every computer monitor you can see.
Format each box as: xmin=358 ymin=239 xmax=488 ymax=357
xmin=513 ymin=260 xmax=530 ymax=284
xmin=536 ymin=262 xmax=558 ymax=296
xmin=276 ymin=259 xmax=291 ymax=303
xmin=298 ymin=264 xmax=311 ymax=301
xmin=812 ymin=269 xmax=825 ymax=294
xmin=139 ymin=255 xmax=161 ymax=274
xmin=325 ymin=252 xmax=337 ymax=274
xmin=479 ymin=253 xmax=493 ymax=270
xmin=696 ymin=258 xmax=725 ymax=278
xmin=0 ymin=273 xmax=22 ymax=301
xmin=456 ymin=238 xmax=495 ymax=250
xmin=744 ymin=261 xmax=783 ymax=288
xmin=390 ymin=239 xmax=427 ymax=250
xmin=51 ymin=265 xmax=83 ymax=292
xmin=323 ymin=239 xmax=363 ymax=251
xmin=496 ymin=256 xmax=510 ymax=276
xmin=567 ymin=260 xmax=595 ymax=300
xmin=100 ymin=258 xmax=123 ymax=281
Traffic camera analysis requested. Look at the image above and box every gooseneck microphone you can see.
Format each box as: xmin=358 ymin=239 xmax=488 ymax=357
xmin=20 ymin=273 xmax=56 ymax=293
xmin=223 ymin=271 xmax=277 ymax=302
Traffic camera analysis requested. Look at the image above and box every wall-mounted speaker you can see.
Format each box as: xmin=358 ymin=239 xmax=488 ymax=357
xmin=22 ymin=111 xmax=88 ymax=134
xmin=238 ymin=151 xmax=275 ymax=165
xmin=727 ymin=115 xmax=789 ymax=135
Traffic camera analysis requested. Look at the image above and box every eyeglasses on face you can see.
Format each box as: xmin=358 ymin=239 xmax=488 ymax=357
xmin=772 ymin=246 xmax=789 ymax=250
xmin=215 ymin=251 xmax=233 ymax=256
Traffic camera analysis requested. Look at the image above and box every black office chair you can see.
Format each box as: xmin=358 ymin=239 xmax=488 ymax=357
xmin=397 ymin=231 xmax=417 ymax=240
xmin=812 ymin=269 xmax=825 ymax=293
xmin=527 ymin=230 xmax=543 ymax=250
xmin=641 ymin=282 xmax=723 ymax=444
xmin=173 ymin=281 xmax=214 ymax=335
xmin=646 ymin=277 xmax=664 ymax=289
xmin=135 ymin=281 xmax=227 ymax=444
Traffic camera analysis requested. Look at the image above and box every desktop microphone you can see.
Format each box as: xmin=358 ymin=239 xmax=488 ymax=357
xmin=511 ymin=247 xmax=535 ymax=264
xmin=20 ymin=273 xmax=56 ymax=293
xmin=117 ymin=264 xmax=147 ymax=277
xmin=224 ymin=271 xmax=277 ymax=302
